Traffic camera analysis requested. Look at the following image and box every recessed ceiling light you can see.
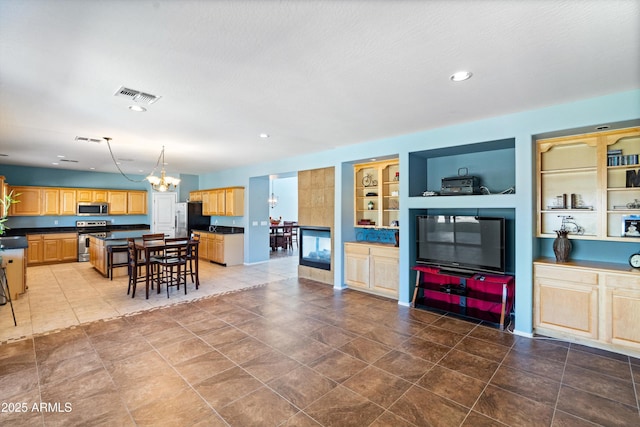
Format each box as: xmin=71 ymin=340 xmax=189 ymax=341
xmin=57 ymin=155 xmax=65 ymax=158
xmin=259 ymin=133 xmax=270 ymax=138
xmin=128 ymin=105 xmax=147 ymax=112
xmin=51 ymin=162 xmax=59 ymax=165
xmin=450 ymin=71 xmax=473 ymax=82
xmin=89 ymin=167 xmax=95 ymax=170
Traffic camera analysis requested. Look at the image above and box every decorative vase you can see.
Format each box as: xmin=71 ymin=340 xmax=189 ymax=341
xmin=553 ymin=230 xmax=571 ymax=262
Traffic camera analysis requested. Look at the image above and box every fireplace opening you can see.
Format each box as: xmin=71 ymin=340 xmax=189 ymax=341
xmin=299 ymin=226 xmax=331 ymax=271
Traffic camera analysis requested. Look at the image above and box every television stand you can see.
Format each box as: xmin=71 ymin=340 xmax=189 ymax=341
xmin=437 ymin=268 xmax=475 ymax=278
xmin=411 ymin=265 xmax=514 ymax=329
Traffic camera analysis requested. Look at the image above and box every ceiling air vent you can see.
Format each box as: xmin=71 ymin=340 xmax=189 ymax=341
xmin=60 ymin=159 xmax=79 ymax=163
xmin=75 ymin=136 xmax=102 ymax=143
xmin=114 ymin=86 xmax=161 ymax=104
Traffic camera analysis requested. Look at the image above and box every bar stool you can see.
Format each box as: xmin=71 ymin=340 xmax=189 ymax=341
xmin=107 ymin=244 xmax=129 ymax=280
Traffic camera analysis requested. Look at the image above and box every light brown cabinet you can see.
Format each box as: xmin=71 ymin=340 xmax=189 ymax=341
xmin=108 ymin=191 xmax=128 ymax=215
xmin=189 ymin=191 xmax=202 ymax=202
xmin=10 ymin=186 xmax=41 ymax=216
xmin=344 ymin=242 xmax=399 ymax=299
xmin=200 ymin=187 xmax=244 ymax=216
xmin=198 ymin=231 xmax=243 ymax=266
xmin=27 ymin=233 xmax=77 ymax=265
xmin=89 ymin=237 xmax=108 ymax=276
xmin=225 ymin=187 xmax=244 ymax=216
xmin=127 ymin=191 xmax=147 ymax=215
xmin=76 ymin=189 xmax=93 ymax=202
xmin=60 ymin=189 xmax=77 ymax=215
xmin=26 ymin=234 xmax=44 ymax=265
xmin=534 ymin=259 xmax=640 ymax=355
xmin=8 ymin=185 xmax=146 ymax=216
xmin=537 ymin=127 xmax=640 ymax=241
xmin=354 ymin=159 xmax=399 ymax=228
xmin=42 ymin=188 xmax=59 ymax=216
xmin=204 ymin=189 xmax=224 ymax=216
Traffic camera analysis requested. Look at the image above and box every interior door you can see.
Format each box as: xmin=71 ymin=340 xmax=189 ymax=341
xmin=152 ymin=192 xmax=177 ymax=238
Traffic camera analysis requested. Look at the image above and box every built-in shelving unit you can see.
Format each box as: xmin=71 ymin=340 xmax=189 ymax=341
xmin=536 ymin=127 xmax=640 ymax=241
xmin=408 ymin=138 xmax=516 ymax=202
xmin=406 ymin=138 xmax=518 ymax=322
xmin=354 ymin=159 xmax=399 ymax=229
xmin=534 ymin=126 xmax=640 ymax=356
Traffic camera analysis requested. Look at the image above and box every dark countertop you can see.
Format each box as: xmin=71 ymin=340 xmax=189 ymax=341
xmin=193 ymin=226 xmax=244 ymax=235
xmin=90 ymin=230 xmax=149 ymax=244
xmin=0 ymin=236 xmax=29 ymax=249
xmin=3 ymin=224 xmax=149 ymax=236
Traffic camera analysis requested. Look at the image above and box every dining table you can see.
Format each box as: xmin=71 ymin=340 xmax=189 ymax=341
xmin=135 ymin=238 xmax=200 ymax=299
xmin=269 ymin=223 xmax=298 ymax=251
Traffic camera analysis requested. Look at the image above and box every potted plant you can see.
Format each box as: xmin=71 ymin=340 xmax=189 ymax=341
xmin=0 ymin=190 xmax=19 ymax=236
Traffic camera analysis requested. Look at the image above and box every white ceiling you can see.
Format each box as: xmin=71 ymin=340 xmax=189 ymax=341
xmin=0 ymin=0 xmax=638 ymax=177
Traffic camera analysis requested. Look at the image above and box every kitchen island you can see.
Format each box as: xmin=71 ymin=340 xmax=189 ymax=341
xmin=89 ymin=230 xmax=149 ymax=277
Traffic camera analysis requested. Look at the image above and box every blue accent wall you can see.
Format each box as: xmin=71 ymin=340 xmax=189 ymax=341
xmin=199 ymin=89 xmax=640 ymax=336
xmin=0 ymin=164 xmax=152 ymax=228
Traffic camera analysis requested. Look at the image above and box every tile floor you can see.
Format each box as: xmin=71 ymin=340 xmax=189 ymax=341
xmin=1 ymin=254 xmax=639 ymax=426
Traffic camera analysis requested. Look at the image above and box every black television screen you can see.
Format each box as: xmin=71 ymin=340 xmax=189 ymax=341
xmin=416 ymin=215 xmax=505 ymax=274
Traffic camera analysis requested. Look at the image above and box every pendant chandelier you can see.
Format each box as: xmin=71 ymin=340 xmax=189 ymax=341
xmin=146 ymin=146 xmax=180 ymax=192
xmin=268 ymin=179 xmax=278 ymax=208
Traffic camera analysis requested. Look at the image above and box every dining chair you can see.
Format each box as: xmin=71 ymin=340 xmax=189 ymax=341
xmin=289 ymin=221 xmax=298 ymax=248
xmin=127 ymin=239 xmax=148 ymax=298
xmin=185 ymin=233 xmax=200 ymax=287
xmin=282 ymin=222 xmax=294 ymax=250
xmin=150 ymin=240 xmax=189 ymax=298
xmin=142 ymin=233 xmax=165 ymax=242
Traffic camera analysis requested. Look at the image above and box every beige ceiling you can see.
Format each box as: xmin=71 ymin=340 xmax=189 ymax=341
xmin=0 ymin=0 xmax=638 ymax=176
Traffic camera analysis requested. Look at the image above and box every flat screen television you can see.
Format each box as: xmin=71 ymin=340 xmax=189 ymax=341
xmin=416 ymin=215 xmax=505 ymax=275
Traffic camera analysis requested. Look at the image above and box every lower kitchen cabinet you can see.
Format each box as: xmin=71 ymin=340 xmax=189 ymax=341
xmin=344 ymin=242 xmax=398 ymax=299
xmin=27 ymin=233 xmax=77 ymax=265
xmin=534 ymin=259 xmax=640 ymax=355
xmin=198 ymin=231 xmax=244 ymax=266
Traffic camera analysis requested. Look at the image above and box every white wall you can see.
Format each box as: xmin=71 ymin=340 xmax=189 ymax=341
xmin=269 ymin=176 xmax=298 ymax=222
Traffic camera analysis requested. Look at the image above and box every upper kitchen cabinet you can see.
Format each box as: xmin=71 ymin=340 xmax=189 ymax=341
xmin=106 ymin=189 xmax=148 ymax=215
xmin=225 ymin=187 xmax=244 ymax=216
xmin=60 ymin=189 xmax=76 ymax=215
xmin=42 ymin=188 xmax=60 ymax=216
xmin=127 ymin=191 xmax=147 ymax=215
xmin=8 ymin=185 xmax=147 ymax=216
xmin=200 ymin=186 xmax=244 ymax=216
xmin=9 ymin=186 xmax=41 ymax=216
xmin=107 ymin=191 xmax=128 ymax=215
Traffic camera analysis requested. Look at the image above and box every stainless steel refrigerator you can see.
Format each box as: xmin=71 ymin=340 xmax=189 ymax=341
xmin=175 ymin=202 xmax=210 ymax=238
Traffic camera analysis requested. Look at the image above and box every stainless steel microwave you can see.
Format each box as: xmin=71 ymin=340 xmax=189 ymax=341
xmin=77 ymin=202 xmax=109 ymax=216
